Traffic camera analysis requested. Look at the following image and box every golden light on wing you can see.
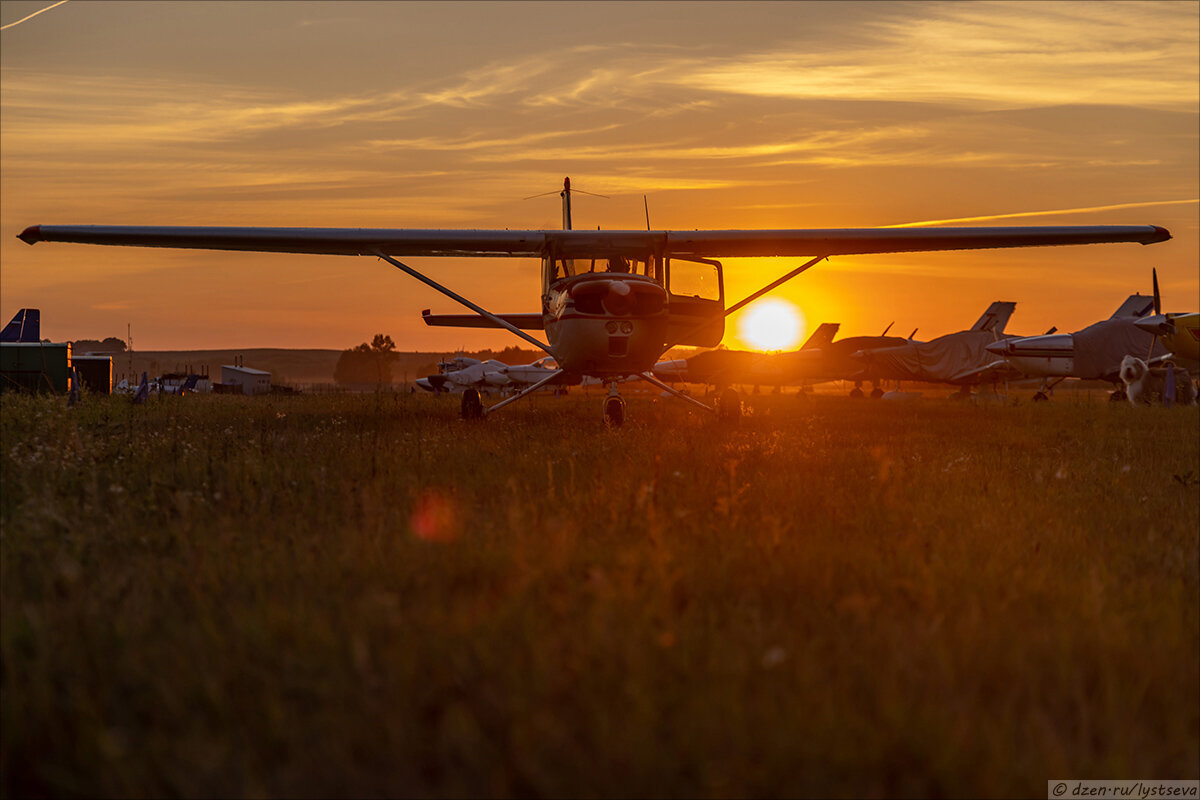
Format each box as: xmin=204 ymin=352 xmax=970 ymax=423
xmin=735 ymin=298 xmax=806 ymax=352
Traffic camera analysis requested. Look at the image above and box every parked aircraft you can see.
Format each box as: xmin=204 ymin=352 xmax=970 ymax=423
xmin=18 ymin=179 xmax=1171 ymax=424
xmin=984 ymin=291 xmax=1169 ymax=400
xmin=850 ymin=301 xmax=1034 ymax=396
xmin=1 ymin=308 xmax=40 ymax=342
xmin=1130 ymin=270 xmax=1199 ymax=370
xmin=416 ymin=355 xmax=573 ymax=394
xmin=651 ymin=322 xmax=921 ymax=395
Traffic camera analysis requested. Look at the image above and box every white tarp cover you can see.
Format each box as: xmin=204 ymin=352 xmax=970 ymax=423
xmin=1072 ymin=319 xmax=1167 ymax=379
xmin=863 ymin=332 xmax=1013 ymax=385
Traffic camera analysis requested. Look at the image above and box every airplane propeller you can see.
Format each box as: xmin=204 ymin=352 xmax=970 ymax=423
xmin=1135 ymin=268 xmax=1175 ymax=360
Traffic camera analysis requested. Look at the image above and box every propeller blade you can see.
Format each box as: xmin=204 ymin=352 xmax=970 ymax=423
xmin=1152 ymin=267 xmax=1161 ymax=315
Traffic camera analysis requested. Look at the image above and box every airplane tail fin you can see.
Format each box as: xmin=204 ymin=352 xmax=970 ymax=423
xmin=800 ymin=322 xmax=839 ymax=350
xmin=133 ymin=371 xmax=150 ymax=404
xmin=1 ymin=308 xmax=40 ymax=342
xmin=1110 ymin=293 xmax=1155 ymax=319
xmin=971 ymin=301 xmax=1016 ymax=333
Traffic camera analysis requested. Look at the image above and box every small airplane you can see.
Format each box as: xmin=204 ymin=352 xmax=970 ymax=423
xmin=415 ymin=354 xmax=571 ymax=394
xmin=650 ymin=321 xmax=924 ymax=397
xmin=1130 ymin=270 xmax=1199 ymax=370
xmin=17 ymin=179 xmax=1171 ymax=423
xmin=651 ymin=322 xmax=842 ymax=389
xmin=850 ymin=301 xmax=1035 ymax=397
xmin=984 ymin=278 xmax=1184 ymax=400
xmin=1 ymin=308 xmax=40 ymax=343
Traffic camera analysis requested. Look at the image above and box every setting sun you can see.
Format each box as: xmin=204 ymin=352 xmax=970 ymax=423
xmin=736 ymin=298 xmax=806 ymax=351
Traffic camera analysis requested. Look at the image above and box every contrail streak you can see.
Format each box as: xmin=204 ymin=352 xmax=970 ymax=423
xmin=886 ymin=198 xmax=1199 ymax=227
xmin=1 ymin=0 xmax=69 ymax=31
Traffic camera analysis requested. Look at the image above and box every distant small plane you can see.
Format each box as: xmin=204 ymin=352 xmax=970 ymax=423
xmin=985 ymin=272 xmax=1194 ymax=400
xmin=18 ymin=179 xmax=1171 ymax=423
xmin=416 ymin=354 xmax=573 ymax=394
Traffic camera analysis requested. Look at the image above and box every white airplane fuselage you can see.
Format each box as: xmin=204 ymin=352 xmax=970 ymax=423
xmin=985 ymin=333 xmax=1076 ymax=377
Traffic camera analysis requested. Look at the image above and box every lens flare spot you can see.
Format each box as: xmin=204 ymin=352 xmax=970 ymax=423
xmin=411 ymin=490 xmax=459 ymax=542
xmin=737 ymin=298 xmax=805 ymax=351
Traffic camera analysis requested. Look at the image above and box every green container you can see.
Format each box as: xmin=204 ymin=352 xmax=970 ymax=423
xmin=0 ymin=342 xmax=72 ymax=393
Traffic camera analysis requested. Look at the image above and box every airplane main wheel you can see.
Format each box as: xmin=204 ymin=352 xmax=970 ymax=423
xmin=461 ymin=389 xmax=484 ymax=420
xmin=1032 ymin=392 xmax=1049 ymax=402
xmin=849 ymin=387 xmax=865 ymax=399
xmin=1109 ymin=389 xmax=1127 ymax=403
xmin=718 ymin=388 xmax=741 ymax=422
xmin=603 ymin=395 xmax=626 ymax=427
xmin=869 ymin=387 xmax=884 ymax=399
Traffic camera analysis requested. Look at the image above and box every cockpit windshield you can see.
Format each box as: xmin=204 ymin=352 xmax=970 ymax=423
xmin=546 ymin=254 xmax=659 ymax=284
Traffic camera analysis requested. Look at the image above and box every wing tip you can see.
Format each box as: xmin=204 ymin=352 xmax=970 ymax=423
xmin=17 ymin=225 xmax=42 ymax=245
xmin=1147 ymin=225 xmax=1171 ymax=244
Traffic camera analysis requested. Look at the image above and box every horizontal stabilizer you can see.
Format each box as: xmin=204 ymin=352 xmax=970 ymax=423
xmin=421 ymin=309 xmax=545 ymax=330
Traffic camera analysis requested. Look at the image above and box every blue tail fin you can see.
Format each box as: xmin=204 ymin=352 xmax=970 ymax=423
xmin=1 ymin=309 xmax=40 ymax=342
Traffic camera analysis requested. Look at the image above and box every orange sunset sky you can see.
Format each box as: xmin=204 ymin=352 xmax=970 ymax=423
xmin=1 ymin=0 xmax=1197 ymax=352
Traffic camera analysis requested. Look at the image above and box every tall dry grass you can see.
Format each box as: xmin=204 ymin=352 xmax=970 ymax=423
xmin=2 ymin=389 xmax=1197 ymax=798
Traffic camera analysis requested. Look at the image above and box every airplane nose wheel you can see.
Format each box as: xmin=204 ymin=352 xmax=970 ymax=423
xmin=603 ymin=395 xmax=626 ymax=427
xmin=461 ymin=388 xmax=484 ymax=419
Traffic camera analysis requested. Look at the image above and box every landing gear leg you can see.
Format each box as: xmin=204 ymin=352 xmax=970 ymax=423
xmin=461 ymin=388 xmax=483 ymax=419
xmin=603 ymin=383 xmax=626 ymax=427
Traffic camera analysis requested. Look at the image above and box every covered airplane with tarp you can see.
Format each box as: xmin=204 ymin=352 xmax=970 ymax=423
xmin=851 ymin=301 xmax=1028 ymax=391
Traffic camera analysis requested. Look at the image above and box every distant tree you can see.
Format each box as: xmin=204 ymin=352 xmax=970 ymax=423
xmin=72 ymin=337 xmax=127 ymax=353
xmin=334 ymin=334 xmax=400 ymax=385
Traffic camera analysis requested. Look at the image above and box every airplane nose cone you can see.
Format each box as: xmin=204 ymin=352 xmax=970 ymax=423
xmin=602 ymin=280 xmax=633 ymax=316
xmin=1134 ymin=314 xmax=1175 ymax=336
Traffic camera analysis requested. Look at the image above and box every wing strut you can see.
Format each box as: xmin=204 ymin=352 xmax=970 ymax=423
xmin=483 ymin=368 xmax=564 ymax=416
xmin=723 ymin=254 xmax=828 ymax=318
xmin=638 ymin=371 xmax=716 ymax=414
xmin=372 ymin=251 xmax=554 ymax=356
xmin=664 ymin=254 xmax=829 ymax=350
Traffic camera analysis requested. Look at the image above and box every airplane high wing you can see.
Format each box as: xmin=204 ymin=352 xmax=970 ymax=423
xmin=16 ymin=183 xmax=1172 ymax=424
xmin=17 ymin=224 xmax=1171 ymax=257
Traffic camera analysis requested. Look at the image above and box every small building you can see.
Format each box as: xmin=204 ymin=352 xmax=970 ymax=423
xmin=72 ymin=355 xmax=113 ymax=394
xmin=221 ymin=364 xmax=271 ymax=396
xmin=1 ymin=341 xmax=71 ymax=393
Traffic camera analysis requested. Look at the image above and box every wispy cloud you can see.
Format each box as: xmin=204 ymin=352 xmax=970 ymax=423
xmin=0 ymin=0 xmax=68 ymax=32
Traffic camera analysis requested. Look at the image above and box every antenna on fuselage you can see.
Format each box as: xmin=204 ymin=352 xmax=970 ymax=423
xmin=562 ymin=177 xmax=572 ymax=231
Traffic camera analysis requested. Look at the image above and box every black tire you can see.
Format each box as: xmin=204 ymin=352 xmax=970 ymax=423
xmin=849 ymin=387 xmax=864 ymax=399
xmin=869 ymin=387 xmax=884 ymax=399
xmin=461 ymin=389 xmax=484 ymax=419
xmin=1033 ymin=392 xmax=1049 ymax=402
xmin=603 ymin=395 xmax=626 ymax=427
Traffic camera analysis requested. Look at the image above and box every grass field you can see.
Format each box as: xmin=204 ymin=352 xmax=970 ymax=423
xmin=2 ymin=388 xmax=1197 ymax=798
